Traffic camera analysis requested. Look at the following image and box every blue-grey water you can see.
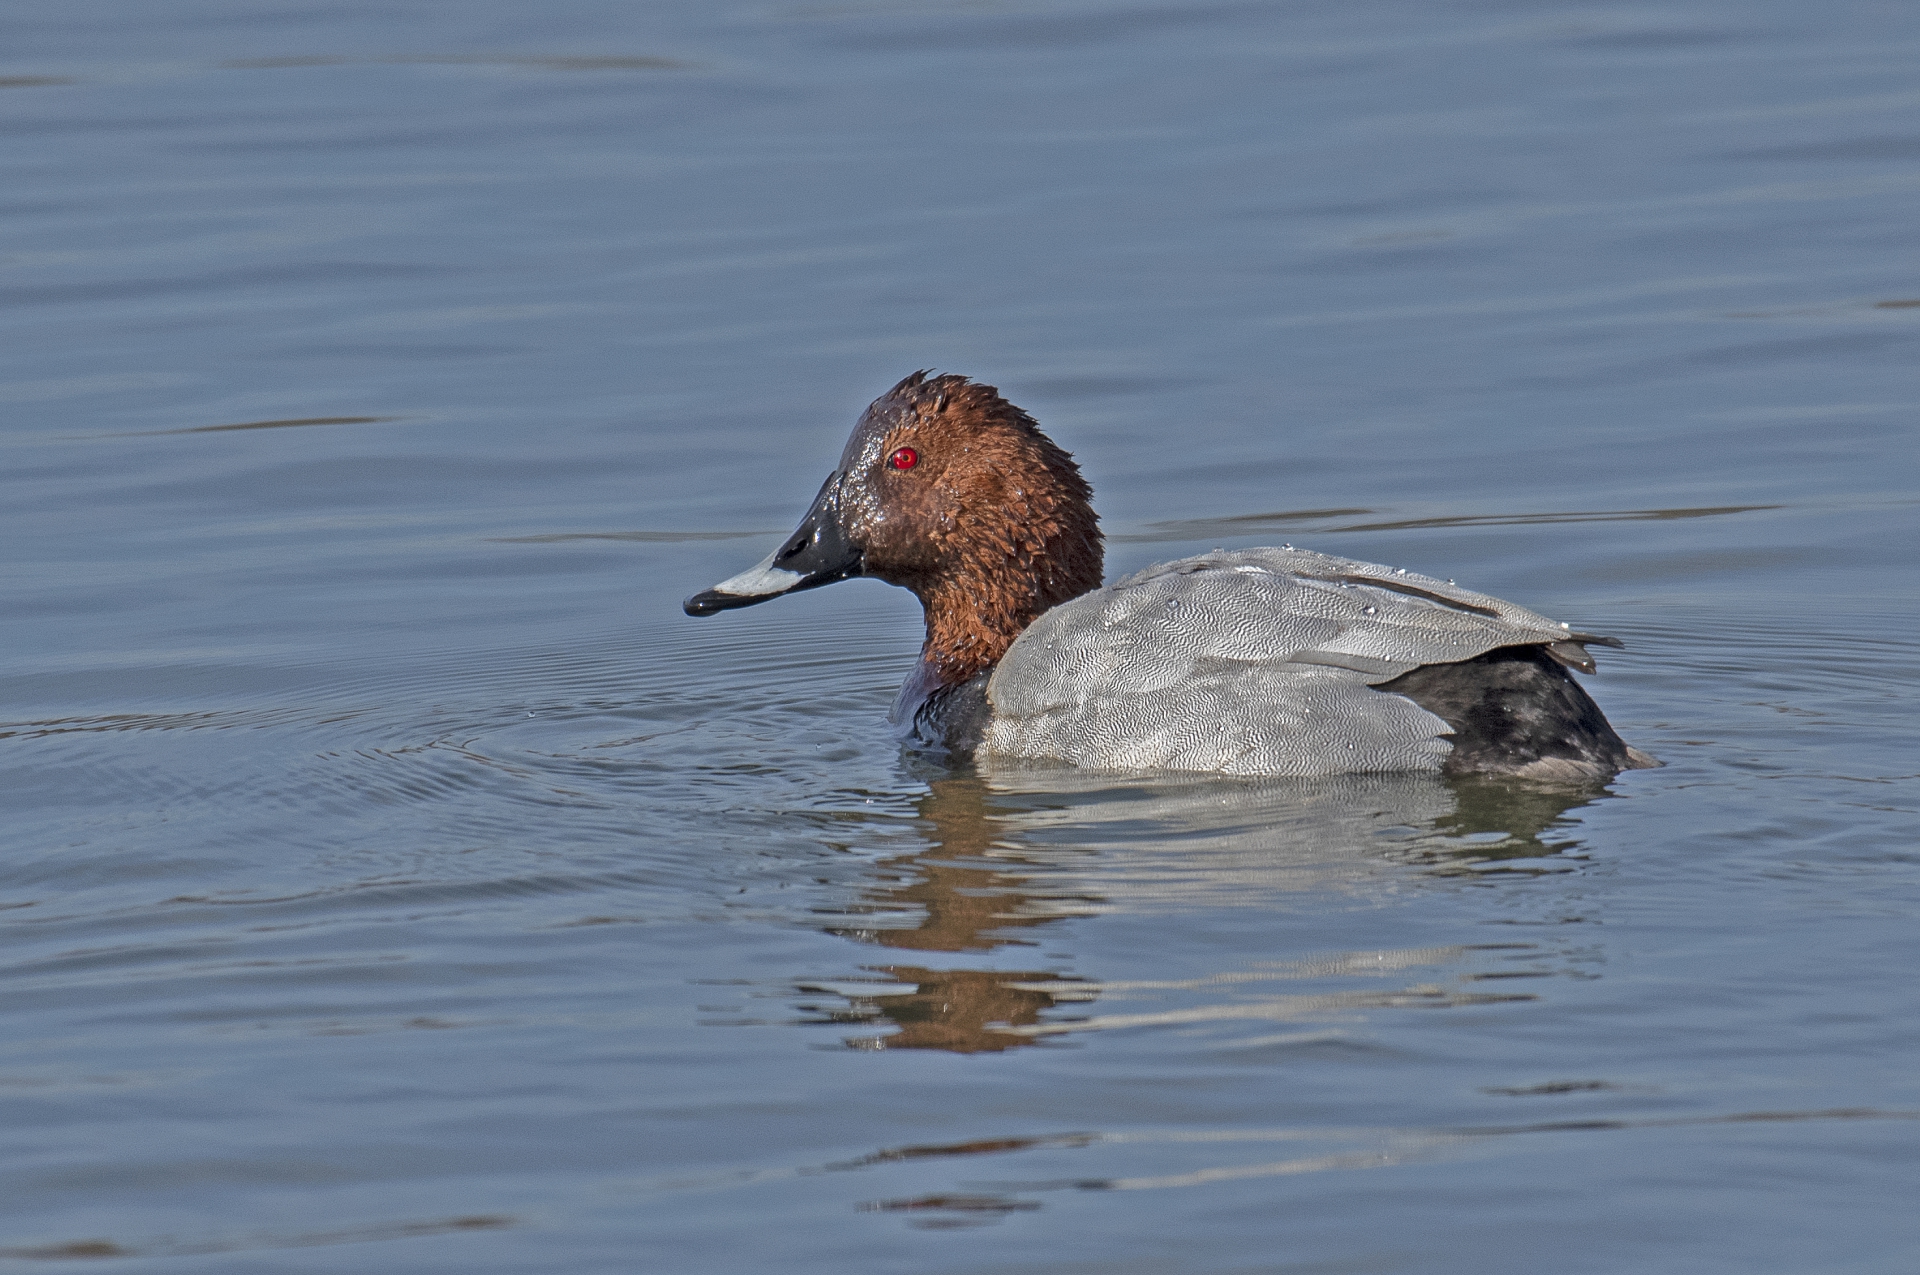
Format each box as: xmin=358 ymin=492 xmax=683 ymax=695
xmin=4 ymin=1 xmax=1918 ymax=1270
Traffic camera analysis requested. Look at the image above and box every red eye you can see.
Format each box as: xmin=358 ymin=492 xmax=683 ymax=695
xmin=889 ymin=446 xmax=918 ymax=471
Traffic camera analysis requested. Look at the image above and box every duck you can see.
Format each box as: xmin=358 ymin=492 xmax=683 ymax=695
xmin=684 ymin=372 xmax=1658 ymax=779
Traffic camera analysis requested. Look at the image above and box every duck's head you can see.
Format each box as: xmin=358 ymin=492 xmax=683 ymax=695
xmin=684 ymin=372 xmax=1103 ymax=683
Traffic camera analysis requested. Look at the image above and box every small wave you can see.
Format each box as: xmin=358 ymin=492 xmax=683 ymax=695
xmin=114 ymin=415 xmax=400 ymax=437
xmin=1120 ymin=503 xmax=1777 ymax=543
xmin=488 ymin=530 xmax=774 ymax=544
xmin=220 ymin=54 xmax=688 ymax=72
xmin=0 ymin=1214 xmax=512 ymax=1263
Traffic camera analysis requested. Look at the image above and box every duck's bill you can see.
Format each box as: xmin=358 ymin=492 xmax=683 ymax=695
xmin=683 ymin=473 xmax=862 ymax=616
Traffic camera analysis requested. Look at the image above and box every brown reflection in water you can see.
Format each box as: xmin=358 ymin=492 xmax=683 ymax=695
xmin=833 ymin=774 xmax=1091 ymax=955
xmin=822 ymin=776 xmax=1096 ymax=1053
xmin=830 ymin=965 xmax=1086 ymax=1053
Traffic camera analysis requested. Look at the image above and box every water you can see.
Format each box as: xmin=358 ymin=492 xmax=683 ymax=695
xmin=4 ymin=0 xmax=1918 ymax=1269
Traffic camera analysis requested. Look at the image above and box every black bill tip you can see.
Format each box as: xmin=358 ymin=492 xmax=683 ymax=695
xmin=683 ymin=589 xmax=765 ymax=617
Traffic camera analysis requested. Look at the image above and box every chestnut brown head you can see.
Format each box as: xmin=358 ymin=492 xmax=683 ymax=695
xmin=685 ymin=373 xmax=1104 ymax=682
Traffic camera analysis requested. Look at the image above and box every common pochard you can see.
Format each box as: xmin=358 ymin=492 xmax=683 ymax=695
xmin=685 ymin=373 xmax=1657 ymax=779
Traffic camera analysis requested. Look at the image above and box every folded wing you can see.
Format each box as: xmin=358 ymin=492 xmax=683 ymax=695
xmin=984 ymin=547 xmax=1594 ymax=776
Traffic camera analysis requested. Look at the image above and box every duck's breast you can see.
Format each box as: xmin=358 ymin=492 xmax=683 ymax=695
xmin=982 ymin=547 xmax=1575 ymax=776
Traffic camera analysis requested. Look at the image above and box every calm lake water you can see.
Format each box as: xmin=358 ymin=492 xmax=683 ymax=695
xmin=4 ymin=1 xmax=1918 ymax=1269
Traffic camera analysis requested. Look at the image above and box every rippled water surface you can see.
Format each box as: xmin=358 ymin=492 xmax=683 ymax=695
xmin=5 ymin=1 xmax=1919 ymax=1269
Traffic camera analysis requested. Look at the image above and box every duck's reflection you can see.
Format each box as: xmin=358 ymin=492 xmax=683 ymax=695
xmin=821 ymin=775 xmax=1094 ymax=1051
xmin=824 ymin=965 xmax=1080 ymax=1053
xmin=830 ymin=776 xmax=1088 ymax=955
xmin=811 ymin=767 xmax=1610 ymax=1053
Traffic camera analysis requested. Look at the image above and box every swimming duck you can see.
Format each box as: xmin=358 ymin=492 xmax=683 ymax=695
xmin=685 ymin=373 xmax=1657 ymax=779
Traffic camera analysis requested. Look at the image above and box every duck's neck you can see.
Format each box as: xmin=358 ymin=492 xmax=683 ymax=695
xmin=890 ymin=580 xmax=1028 ymax=757
xmin=919 ymin=581 xmax=1032 ymax=686
xmin=915 ymin=553 xmax=1101 ymax=688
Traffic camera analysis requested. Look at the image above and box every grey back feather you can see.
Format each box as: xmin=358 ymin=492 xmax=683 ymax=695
xmin=983 ymin=547 xmax=1580 ymax=776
